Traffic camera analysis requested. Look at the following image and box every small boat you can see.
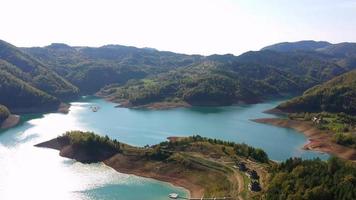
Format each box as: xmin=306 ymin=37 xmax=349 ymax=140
xmin=168 ymin=193 xmax=179 ymax=199
xmin=91 ymin=106 xmax=99 ymax=112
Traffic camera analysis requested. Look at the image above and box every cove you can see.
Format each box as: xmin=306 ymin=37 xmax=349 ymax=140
xmin=77 ymin=97 xmax=328 ymax=161
xmin=0 ymin=97 xmax=328 ymax=200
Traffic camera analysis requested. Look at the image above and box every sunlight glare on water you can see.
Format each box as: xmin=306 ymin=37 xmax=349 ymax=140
xmin=0 ymin=102 xmax=187 ymax=200
xmin=0 ymin=97 xmax=327 ymax=200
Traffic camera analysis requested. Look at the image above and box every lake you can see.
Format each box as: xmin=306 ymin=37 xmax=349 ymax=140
xmin=0 ymin=97 xmax=328 ymax=200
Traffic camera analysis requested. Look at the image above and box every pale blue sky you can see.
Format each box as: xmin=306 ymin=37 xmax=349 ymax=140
xmin=0 ymin=0 xmax=355 ymax=55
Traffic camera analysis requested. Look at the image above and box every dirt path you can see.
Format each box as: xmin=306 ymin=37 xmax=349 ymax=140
xmin=234 ymin=171 xmax=245 ymax=200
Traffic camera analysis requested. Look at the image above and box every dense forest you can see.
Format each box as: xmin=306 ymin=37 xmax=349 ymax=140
xmin=0 ymin=40 xmax=79 ymax=98
xmin=2 ymin=39 xmax=356 ymax=112
xmin=0 ymin=40 xmax=78 ymax=112
xmin=23 ymin=43 xmax=203 ymax=94
xmin=278 ymin=70 xmax=356 ymax=115
xmin=95 ymin=42 xmax=356 ymax=107
xmin=264 ymin=157 xmax=356 ymax=200
xmin=0 ymin=68 xmax=60 ymax=111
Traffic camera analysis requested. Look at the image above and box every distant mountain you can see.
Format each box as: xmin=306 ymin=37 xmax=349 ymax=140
xmin=24 ymin=44 xmax=203 ymax=94
xmin=21 ymin=39 xmax=356 ymax=108
xmin=235 ymin=50 xmax=345 ymax=81
xmin=277 ymin=70 xmax=356 ymax=114
xmin=97 ymin=49 xmax=348 ymax=107
xmin=262 ymin=41 xmax=356 ymax=72
xmin=261 ymin=40 xmax=332 ymax=52
xmin=317 ymin=42 xmax=356 ymax=57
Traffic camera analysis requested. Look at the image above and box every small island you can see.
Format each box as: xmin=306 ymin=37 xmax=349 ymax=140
xmin=36 ymin=131 xmax=270 ymax=199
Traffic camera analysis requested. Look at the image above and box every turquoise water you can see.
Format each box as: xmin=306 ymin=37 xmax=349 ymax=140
xmin=0 ymin=97 xmax=328 ymax=200
xmin=77 ymin=97 xmax=328 ymax=161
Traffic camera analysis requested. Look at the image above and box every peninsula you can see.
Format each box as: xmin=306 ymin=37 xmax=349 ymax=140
xmin=36 ymin=131 xmax=356 ymax=200
xmin=36 ymin=131 xmax=270 ymax=200
xmin=254 ymin=70 xmax=356 ymax=160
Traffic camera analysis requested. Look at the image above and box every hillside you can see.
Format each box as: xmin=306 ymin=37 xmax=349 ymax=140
xmin=37 ymin=131 xmax=356 ymax=200
xmin=0 ymin=40 xmax=79 ymax=99
xmin=37 ymin=131 xmax=270 ymax=199
xmin=25 ymin=40 xmax=355 ymax=107
xmin=0 ymin=40 xmax=80 ymax=113
xmin=97 ymin=50 xmax=347 ymax=108
xmin=24 ymin=44 xmax=203 ymax=94
xmin=265 ymin=157 xmax=356 ymax=200
xmin=262 ymin=41 xmax=356 ymax=71
xmin=15 ymin=40 xmax=356 ymax=108
xmin=0 ymin=60 xmax=61 ymax=112
xmin=261 ymin=40 xmax=331 ymax=52
xmin=317 ymin=42 xmax=356 ymax=58
xmin=277 ymin=70 xmax=356 ymax=115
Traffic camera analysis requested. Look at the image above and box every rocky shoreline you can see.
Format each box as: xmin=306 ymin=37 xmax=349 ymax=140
xmin=253 ymin=118 xmax=356 ymax=160
xmin=0 ymin=114 xmax=20 ymax=129
xmin=9 ymin=103 xmax=71 ymax=115
xmin=35 ymin=137 xmax=206 ymax=198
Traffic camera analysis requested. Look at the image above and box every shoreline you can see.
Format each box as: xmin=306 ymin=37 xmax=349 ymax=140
xmin=253 ymin=118 xmax=356 ymax=160
xmin=57 ymin=103 xmax=71 ymax=114
xmin=1 ymin=114 xmax=20 ymax=129
xmin=97 ymin=95 xmax=263 ymax=110
xmin=0 ymin=103 xmax=69 ymax=130
xmin=35 ymin=138 xmax=203 ymax=197
xmin=9 ymin=103 xmax=71 ymax=115
xmin=103 ymin=156 xmax=199 ymax=197
xmin=115 ymin=101 xmax=192 ymax=110
xmin=97 ymin=95 xmax=192 ymax=110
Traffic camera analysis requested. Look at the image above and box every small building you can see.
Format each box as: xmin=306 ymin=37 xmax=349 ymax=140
xmin=312 ymin=116 xmax=324 ymax=124
xmin=247 ymin=170 xmax=259 ymax=180
xmin=249 ymin=181 xmax=261 ymax=192
xmin=237 ymin=162 xmax=247 ymax=171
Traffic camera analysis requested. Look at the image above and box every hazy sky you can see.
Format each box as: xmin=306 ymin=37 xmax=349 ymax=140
xmin=1 ymin=0 xmax=356 ymax=55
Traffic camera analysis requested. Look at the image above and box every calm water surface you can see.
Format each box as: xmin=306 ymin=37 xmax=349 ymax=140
xmin=0 ymin=97 xmax=328 ymax=200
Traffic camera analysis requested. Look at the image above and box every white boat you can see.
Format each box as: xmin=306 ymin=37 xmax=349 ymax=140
xmin=91 ymin=106 xmax=100 ymax=112
xmin=168 ymin=193 xmax=179 ymax=199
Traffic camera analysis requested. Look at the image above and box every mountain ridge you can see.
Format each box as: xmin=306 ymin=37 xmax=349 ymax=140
xmin=2 ymin=39 xmax=356 ymax=112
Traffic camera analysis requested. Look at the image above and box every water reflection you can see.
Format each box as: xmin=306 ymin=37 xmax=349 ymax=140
xmin=0 ymin=102 xmax=187 ymax=200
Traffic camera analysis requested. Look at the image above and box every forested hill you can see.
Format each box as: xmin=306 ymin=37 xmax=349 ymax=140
xmin=265 ymin=157 xmax=356 ymax=200
xmin=0 ymin=40 xmax=79 ymax=98
xmin=96 ymin=41 xmax=356 ymax=107
xmin=23 ymin=44 xmax=203 ymax=94
xmin=1 ymin=39 xmax=354 ymax=110
xmin=262 ymin=40 xmax=332 ymax=52
xmin=0 ymin=40 xmax=78 ymax=112
xmin=277 ymin=70 xmax=356 ymax=115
